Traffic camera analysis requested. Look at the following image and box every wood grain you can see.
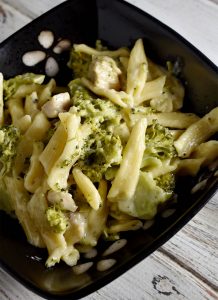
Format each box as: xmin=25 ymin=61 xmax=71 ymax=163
xmin=0 ymin=0 xmax=218 ymax=299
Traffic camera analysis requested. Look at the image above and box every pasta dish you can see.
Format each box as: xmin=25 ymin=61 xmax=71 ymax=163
xmin=0 ymin=39 xmax=217 ymax=267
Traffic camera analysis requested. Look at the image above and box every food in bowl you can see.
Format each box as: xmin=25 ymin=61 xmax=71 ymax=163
xmin=0 ymin=38 xmax=217 ymax=268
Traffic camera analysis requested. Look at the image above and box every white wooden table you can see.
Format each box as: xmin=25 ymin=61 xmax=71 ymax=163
xmin=0 ymin=0 xmax=218 ymax=299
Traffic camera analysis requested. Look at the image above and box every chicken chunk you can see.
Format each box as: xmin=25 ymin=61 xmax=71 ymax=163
xmin=88 ymin=55 xmax=122 ymax=90
xmin=42 ymin=92 xmax=70 ymax=118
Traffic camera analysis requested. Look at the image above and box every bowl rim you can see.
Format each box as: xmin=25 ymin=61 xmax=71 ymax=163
xmin=0 ymin=0 xmax=218 ymax=299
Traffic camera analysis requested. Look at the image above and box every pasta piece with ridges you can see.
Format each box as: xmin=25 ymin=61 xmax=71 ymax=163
xmin=72 ymin=167 xmax=102 ymax=210
xmin=126 ymin=39 xmax=148 ymax=99
xmin=24 ymin=142 xmax=45 ymax=193
xmin=108 ymin=118 xmax=147 ymax=202
xmin=40 ymin=123 xmax=67 ymax=175
xmin=147 ymin=112 xmax=200 ymax=129
xmin=47 ymin=113 xmax=81 ymax=190
xmin=135 ymin=76 xmax=166 ymax=106
xmin=174 ymin=107 xmax=218 ymax=157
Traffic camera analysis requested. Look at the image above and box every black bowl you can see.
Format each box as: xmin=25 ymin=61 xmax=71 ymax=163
xmin=0 ymin=0 xmax=218 ymax=299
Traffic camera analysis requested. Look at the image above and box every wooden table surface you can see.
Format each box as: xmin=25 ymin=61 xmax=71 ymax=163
xmin=0 ymin=0 xmax=218 ymax=299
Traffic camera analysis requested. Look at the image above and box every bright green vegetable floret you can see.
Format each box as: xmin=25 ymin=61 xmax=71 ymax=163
xmin=68 ymin=50 xmax=91 ymax=78
xmin=144 ymin=121 xmax=176 ymax=160
xmin=3 ymin=73 xmax=45 ymax=101
xmin=0 ymin=125 xmax=20 ymax=176
xmin=46 ymin=206 xmax=68 ymax=234
xmin=69 ymin=80 xmax=123 ymax=182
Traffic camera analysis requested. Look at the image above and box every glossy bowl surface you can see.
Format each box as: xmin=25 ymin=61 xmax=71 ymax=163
xmin=0 ymin=0 xmax=217 ymax=299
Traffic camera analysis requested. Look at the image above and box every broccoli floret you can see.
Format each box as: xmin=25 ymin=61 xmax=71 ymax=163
xmin=69 ymin=80 xmax=123 ymax=182
xmin=69 ymin=80 xmax=121 ymax=128
xmin=155 ymin=172 xmax=175 ymax=193
xmin=3 ymin=73 xmax=45 ymax=101
xmin=0 ymin=125 xmax=20 ymax=176
xmin=46 ymin=206 xmax=68 ymax=234
xmin=68 ymin=50 xmax=91 ymax=78
xmin=144 ymin=121 xmax=176 ymax=161
xmin=118 ymin=171 xmax=173 ymax=219
xmin=78 ymin=128 xmax=122 ymax=182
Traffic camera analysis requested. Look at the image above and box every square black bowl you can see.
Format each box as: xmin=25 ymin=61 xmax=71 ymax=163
xmin=0 ymin=0 xmax=217 ymax=299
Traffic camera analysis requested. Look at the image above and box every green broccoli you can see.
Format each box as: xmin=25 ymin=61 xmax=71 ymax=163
xmin=0 ymin=125 xmax=20 ymax=176
xmin=118 ymin=171 xmax=173 ymax=219
xmin=78 ymin=128 xmax=122 ymax=182
xmin=69 ymin=80 xmax=121 ymax=127
xmin=68 ymin=49 xmax=91 ymax=78
xmin=144 ymin=121 xmax=176 ymax=161
xmin=46 ymin=205 xmax=68 ymax=234
xmin=3 ymin=73 xmax=45 ymax=101
xmin=155 ymin=172 xmax=175 ymax=193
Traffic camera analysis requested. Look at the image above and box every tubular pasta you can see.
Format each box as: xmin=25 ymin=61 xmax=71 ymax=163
xmin=174 ymin=107 xmax=218 ymax=157
xmin=72 ymin=167 xmax=102 ymax=210
xmin=108 ymin=118 xmax=147 ymax=202
xmin=24 ymin=142 xmax=45 ymax=193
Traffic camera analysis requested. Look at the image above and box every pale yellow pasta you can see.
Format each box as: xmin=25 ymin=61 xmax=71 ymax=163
xmin=147 ymin=112 xmax=200 ymax=129
xmin=24 ymin=142 xmax=45 ymax=193
xmin=72 ymin=167 xmax=102 ymax=210
xmin=38 ymin=78 xmax=56 ymax=107
xmin=47 ymin=113 xmax=81 ymax=190
xmin=81 ymin=77 xmax=131 ymax=108
xmin=0 ymin=73 xmax=3 ymax=125
xmin=40 ymin=123 xmax=67 ymax=175
xmin=24 ymin=91 xmax=39 ymax=117
xmin=176 ymin=158 xmax=204 ymax=176
xmin=169 ymin=129 xmax=185 ymax=140
xmin=107 ymin=219 xmax=143 ymax=234
xmin=13 ymin=83 xmax=42 ymax=99
xmin=25 ymin=111 xmax=50 ymax=141
xmin=14 ymin=111 xmax=50 ymax=175
xmin=177 ymin=140 xmax=218 ymax=176
xmin=7 ymin=98 xmax=25 ymax=129
xmin=27 ymin=188 xmax=79 ymax=267
xmin=135 ymin=75 xmax=166 ymax=106
xmin=192 ymin=140 xmax=218 ymax=165
xmin=82 ymin=180 xmax=108 ymax=246
xmin=4 ymin=176 xmax=44 ymax=247
xmin=16 ymin=114 xmax=32 ymax=133
xmin=74 ymin=43 xmax=130 ymax=58
xmin=13 ymin=138 xmax=33 ymax=176
xmin=126 ymin=39 xmax=148 ymax=100
xmin=174 ymin=107 xmax=218 ymax=157
xmin=108 ymin=118 xmax=147 ymax=202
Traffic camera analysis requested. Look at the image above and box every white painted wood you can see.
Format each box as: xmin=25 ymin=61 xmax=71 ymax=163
xmin=1 ymin=247 xmax=218 ymax=300
xmin=0 ymin=0 xmax=218 ymax=299
xmin=0 ymin=1 xmax=31 ymax=42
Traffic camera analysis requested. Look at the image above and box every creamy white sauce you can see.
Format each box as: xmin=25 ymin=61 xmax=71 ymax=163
xmin=161 ymin=208 xmax=176 ymax=218
xmin=143 ymin=219 xmax=155 ymax=230
xmin=84 ymin=248 xmax=98 ymax=259
xmin=72 ymin=262 xmax=93 ymax=275
xmin=96 ymin=259 xmax=116 ymax=272
xmin=45 ymin=57 xmax=59 ymax=77
xmin=38 ymin=30 xmax=54 ymax=49
xmin=22 ymin=51 xmax=46 ymax=66
xmin=191 ymin=179 xmax=208 ymax=194
xmin=102 ymin=239 xmax=127 ymax=257
xmin=53 ymin=39 xmax=71 ymax=54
